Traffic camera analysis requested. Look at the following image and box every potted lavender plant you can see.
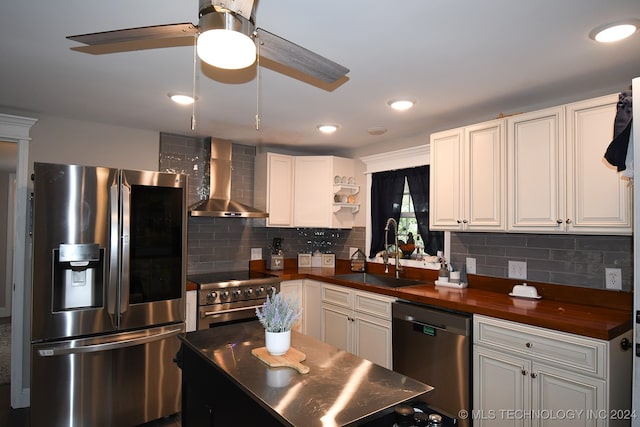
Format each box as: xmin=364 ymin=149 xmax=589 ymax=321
xmin=255 ymin=291 xmax=302 ymax=355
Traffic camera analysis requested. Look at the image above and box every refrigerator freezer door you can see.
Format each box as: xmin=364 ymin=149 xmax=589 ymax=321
xmin=32 ymin=163 xmax=119 ymax=341
xmin=31 ymin=324 xmax=184 ymax=426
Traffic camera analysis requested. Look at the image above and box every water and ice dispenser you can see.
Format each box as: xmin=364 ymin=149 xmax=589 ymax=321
xmin=53 ymin=243 xmax=104 ymax=310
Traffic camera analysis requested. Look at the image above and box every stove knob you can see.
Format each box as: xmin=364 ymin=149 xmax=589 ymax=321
xmin=220 ymin=290 xmax=230 ymax=300
xmin=244 ymin=288 xmax=253 ymax=297
xmin=255 ymin=287 xmax=265 ymax=296
xmin=267 ymin=286 xmax=276 ymax=297
xmin=232 ymin=289 xmax=242 ymax=298
xmin=206 ymin=291 xmax=217 ymax=302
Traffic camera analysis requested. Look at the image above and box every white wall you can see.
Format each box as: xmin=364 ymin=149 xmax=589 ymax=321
xmin=28 ymin=115 xmax=160 ymax=171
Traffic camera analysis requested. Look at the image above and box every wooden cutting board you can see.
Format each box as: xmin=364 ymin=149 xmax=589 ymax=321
xmin=251 ymin=347 xmax=310 ymax=374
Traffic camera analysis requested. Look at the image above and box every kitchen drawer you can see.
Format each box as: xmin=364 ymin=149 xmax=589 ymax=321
xmin=474 ymin=315 xmax=605 ymax=378
xmin=322 ymin=284 xmax=352 ymax=308
xmin=353 ymin=291 xmax=394 ymax=320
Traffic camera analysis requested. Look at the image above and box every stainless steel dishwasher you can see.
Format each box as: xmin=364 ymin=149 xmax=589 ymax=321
xmin=392 ymin=300 xmax=472 ymax=427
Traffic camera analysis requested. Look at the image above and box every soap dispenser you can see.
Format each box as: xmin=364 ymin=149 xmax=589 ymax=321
xmin=438 ymin=260 xmax=450 ymax=282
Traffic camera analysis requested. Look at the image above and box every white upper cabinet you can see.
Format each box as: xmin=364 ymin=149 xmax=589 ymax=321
xmin=255 ymin=152 xmax=295 ymax=227
xmin=508 ymin=106 xmax=565 ymax=232
xmin=565 ymin=94 xmax=632 ymax=234
xmin=256 ymin=153 xmax=358 ymax=228
xmin=430 ymin=118 xmax=506 ymax=231
xmin=507 ymin=94 xmax=631 ymax=235
xmin=294 ymin=156 xmax=357 ymax=228
xmin=433 ymin=92 xmax=631 ymax=235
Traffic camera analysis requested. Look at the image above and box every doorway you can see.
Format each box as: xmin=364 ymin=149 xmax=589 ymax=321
xmin=0 ymin=140 xmax=17 ymax=318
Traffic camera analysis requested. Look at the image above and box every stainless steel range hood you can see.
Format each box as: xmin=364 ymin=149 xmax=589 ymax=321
xmin=189 ymin=139 xmax=268 ymax=218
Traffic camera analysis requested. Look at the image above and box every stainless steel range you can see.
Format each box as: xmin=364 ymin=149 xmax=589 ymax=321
xmin=188 ymin=271 xmax=281 ymax=329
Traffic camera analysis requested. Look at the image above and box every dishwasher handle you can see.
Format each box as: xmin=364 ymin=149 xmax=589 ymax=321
xmin=404 ymin=315 xmax=447 ymax=332
xmin=392 ymin=301 xmax=472 ymax=336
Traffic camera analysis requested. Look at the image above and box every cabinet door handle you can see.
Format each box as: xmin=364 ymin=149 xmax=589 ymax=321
xmin=566 ymin=219 xmax=572 ymax=224
xmin=530 ymin=372 xmax=537 ymax=378
xmin=456 ymin=220 xmax=462 ymax=224
xmin=521 ymin=369 xmax=527 ymax=376
xmin=525 ymin=342 xmax=532 ymax=348
xmin=556 ymin=219 xmax=563 ymax=224
xmin=463 ymin=219 xmax=468 ymax=224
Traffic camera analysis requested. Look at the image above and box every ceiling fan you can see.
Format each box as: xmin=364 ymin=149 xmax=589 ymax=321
xmin=66 ymin=0 xmax=349 ymax=85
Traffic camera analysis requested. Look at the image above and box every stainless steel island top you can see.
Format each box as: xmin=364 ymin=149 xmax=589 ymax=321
xmin=179 ymin=321 xmax=432 ymax=426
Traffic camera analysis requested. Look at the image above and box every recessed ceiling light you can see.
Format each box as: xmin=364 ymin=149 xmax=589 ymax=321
xmin=589 ymin=20 xmax=639 ymax=43
xmin=367 ymin=127 xmax=388 ymax=136
xmin=169 ymin=93 xmax=196 ymax=105
xmin=388 ymin=99 xmax=416 ymax=111
xmin=317 ymin=124 xmax=339 ymax=134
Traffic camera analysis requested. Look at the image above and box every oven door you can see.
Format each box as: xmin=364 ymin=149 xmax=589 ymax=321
xmin=198 ymin=300 xmax=263 ymax=329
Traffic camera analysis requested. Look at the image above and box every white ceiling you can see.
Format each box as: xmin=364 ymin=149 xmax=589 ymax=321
xmin=1 ymin=1 xmax=639 ymax=157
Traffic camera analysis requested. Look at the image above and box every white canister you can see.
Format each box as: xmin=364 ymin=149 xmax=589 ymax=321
xmin=449 ymin=271 xmax=461 ymax=283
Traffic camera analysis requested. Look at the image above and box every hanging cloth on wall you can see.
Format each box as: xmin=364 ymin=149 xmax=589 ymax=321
xmin=604 ymin=90 xmax=632 ymax=174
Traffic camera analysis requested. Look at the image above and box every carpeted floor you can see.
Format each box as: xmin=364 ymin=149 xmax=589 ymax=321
xmin=0 ymin=323 xmax=10 ymax=385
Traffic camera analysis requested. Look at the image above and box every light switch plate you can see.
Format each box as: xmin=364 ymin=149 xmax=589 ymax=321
xmin=250 ymin=248 xmax=262 ymax=260
xmin=508 ymin=261 xmax=527 ymax=280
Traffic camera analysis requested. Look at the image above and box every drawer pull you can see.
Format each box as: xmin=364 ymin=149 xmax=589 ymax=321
xmin=620 ymin=338 xmax=632 ymax=351
xmin=530 ymin=372 xmax=537 ymax=378
xmin=525 ymin=342 xmax=532 ymax=348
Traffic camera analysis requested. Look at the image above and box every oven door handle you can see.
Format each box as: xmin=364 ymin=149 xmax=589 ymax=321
xmin=202 ymin=304 xmax=262 ymax=318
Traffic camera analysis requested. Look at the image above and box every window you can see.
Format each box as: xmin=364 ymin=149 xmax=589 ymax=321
xmin=398 ymin=178 xmax=423 ymax=257
xmin=369 ymin=165 xmax=443 ymax=259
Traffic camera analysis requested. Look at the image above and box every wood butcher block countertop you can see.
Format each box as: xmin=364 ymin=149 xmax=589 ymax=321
xmin=249 ymin=259 xmax=632 ymax=341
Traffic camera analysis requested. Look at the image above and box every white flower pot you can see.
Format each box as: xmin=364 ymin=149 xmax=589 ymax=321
xmin=265 ymin=330 xmax=291 ymax=356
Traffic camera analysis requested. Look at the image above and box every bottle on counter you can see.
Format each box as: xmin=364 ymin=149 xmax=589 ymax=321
xmin=438 ymin=260 xmax=449 ymax=282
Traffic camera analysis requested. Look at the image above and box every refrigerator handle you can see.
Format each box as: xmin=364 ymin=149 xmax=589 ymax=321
xmin=36 ymin=326 xmax=183 ymax=357
xmin=108 ymin=183 xmax=119 ymax=317
xmin=120 ymin=181 xmax=131 ymax=315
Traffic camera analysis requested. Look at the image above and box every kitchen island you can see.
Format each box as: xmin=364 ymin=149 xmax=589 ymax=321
xmin=178 ymin=321 xmax=432 ymax=426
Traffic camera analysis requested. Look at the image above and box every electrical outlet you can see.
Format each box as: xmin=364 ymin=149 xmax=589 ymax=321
xmin=250 ymin=248 xmax=262 ymax=260
xmin=508 ymin=261 xmax=527 ymax=280
xmin=466 ymin=257 xmax=476 ymax=274
xmin=605 ymin=268 xmax=622 ymax=290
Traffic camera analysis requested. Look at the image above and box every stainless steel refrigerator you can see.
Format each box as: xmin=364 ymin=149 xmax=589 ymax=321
xmin=30 ymin=162 xmax=187 ymax=426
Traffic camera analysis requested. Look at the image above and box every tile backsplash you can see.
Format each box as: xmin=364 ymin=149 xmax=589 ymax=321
xmin=450 ymin=232 xmax=632 ymax=290
xmin=159 ymin=133 xmax=365 ymax=274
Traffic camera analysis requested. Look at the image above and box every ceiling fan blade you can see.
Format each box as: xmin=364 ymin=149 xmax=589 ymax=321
xmin=67 ymin=23 xmax=198 ymax=46
xmin=255 ymin=28 xmax=349 ymax=84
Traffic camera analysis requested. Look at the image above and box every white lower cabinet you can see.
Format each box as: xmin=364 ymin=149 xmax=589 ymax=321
xmin=320 ymin=283 xmax=395 ymax=369
xmin=302 ymin=279 xmax=322 ymax=340
xmin=280 ymin=280 xmax=304 ymax=333
xmin=185 ymin=289 xmax=197 ymax=332
xmin=279 ymin=279 xmax=323 ymax=339
xmin=473 ymin=315 xmax=632 ymax=427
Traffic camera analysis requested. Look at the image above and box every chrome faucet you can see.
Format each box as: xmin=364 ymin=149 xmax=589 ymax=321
xmin=384 ymin=217 xmax=403 ymax=278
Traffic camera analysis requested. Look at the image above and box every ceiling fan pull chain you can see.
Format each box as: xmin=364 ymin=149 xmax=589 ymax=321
xmin=191 ymin=37 xmax=198 ymax=131
xmin=255 ymin=34 xmax=261 ymax=131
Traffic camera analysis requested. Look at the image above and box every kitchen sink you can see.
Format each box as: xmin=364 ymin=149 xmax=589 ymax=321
xmin=331 ymin=273 xmax=426 ymax=288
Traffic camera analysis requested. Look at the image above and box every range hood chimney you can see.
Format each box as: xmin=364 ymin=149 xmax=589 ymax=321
xmin=189 ymin=139 xmax=268 ymax=218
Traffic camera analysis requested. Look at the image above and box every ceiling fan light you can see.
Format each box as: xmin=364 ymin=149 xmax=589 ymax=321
xmin=589 ymin=21 xmax=639 ymax=43
xmin=197 ymin=29 xmax=256 ymax=69
xmin=388 ymin=99 xmax=415 ymax=111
